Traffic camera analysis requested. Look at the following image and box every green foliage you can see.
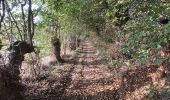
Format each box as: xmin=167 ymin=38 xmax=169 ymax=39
xmin=34 ymin=29 xmax=52 ymax=57
xmin=37 ymin=0 xmax=170 ymax=63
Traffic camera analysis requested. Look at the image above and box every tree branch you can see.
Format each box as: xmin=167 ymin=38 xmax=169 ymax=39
xmin=5 ymin=0 xmax=23 ymax=40
xmin=0 ymin=0 xmax=5 ymax=30
xmin=20 ymin=0 xmax=27 ymax=40
xmin=31 ymin=13 xmax=34 ymax=39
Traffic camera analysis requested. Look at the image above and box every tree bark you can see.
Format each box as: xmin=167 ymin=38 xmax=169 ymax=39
xmin=0 ymin=41 xmax=33 ymax=100
xmin=7 ymin=41 xmax=34 ymax=79
xmin=51 ymin=37 xmax=64 ymax=63
xmin=27 ymin=0 xmax=33 ymax=46
xmin=0 ymin=0 xmax=5 ymax=30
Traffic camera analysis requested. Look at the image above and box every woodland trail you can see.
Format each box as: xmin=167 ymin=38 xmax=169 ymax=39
xmin=58 ymin=42 xmax=170 ymax=100
xmin=60 ymin=42 xmax=121 ymax=100
xmin=25 ymin=42 xmax=166 ymax=100
xmin=24 ymin=42 xmax=121 ymax=100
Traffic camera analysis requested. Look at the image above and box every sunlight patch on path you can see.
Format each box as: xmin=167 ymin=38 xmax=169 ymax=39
xmin=64 ymin=42 xmax=120 ymax=98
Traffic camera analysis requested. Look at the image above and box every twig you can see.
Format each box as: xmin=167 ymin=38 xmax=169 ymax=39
xmin=0 ymin=0 xmax=5 ymax=30
xmin=19 ymin=0 xmax=27 ymax=40
xmin=5 ymin=0 xmax=23 ymax=40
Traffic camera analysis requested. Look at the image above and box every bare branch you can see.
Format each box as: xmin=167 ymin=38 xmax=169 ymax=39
xmin=2 ymin=21 xmax=12 ymax=33
xmin=20 ymin=0 xmax=27 ymax=40
xmin=0 ymin=0 xmax=5 ymax=30
xmin=31 ymin=13 xmax=34 ymax=39
xmin=5 ymin=0 xmax=23 ymax=40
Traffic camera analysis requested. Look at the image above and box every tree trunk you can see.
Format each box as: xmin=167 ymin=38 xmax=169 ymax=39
xmin=51 ymin=37 xmax=64 ymax=63
xmin=0 ymin=41 xmax=33 ymax=100
xmin=27 ymin=0 xmax=33 ymax=46
xmin=77 ymin=38 xmax=81 ymax=48
xmin=7 ymin=41 xmax=34 ymax=79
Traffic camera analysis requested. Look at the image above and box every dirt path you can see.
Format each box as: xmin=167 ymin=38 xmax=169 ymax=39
xmin=60 ymin=42 xmax=121 ymax=100
xmin=23 ymin=42 xmax=170 ymax=100
xmin=58 ymin=42 xmax=170 ymax=100
xmin=24 ymin=42 xmax=167 ymax=100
